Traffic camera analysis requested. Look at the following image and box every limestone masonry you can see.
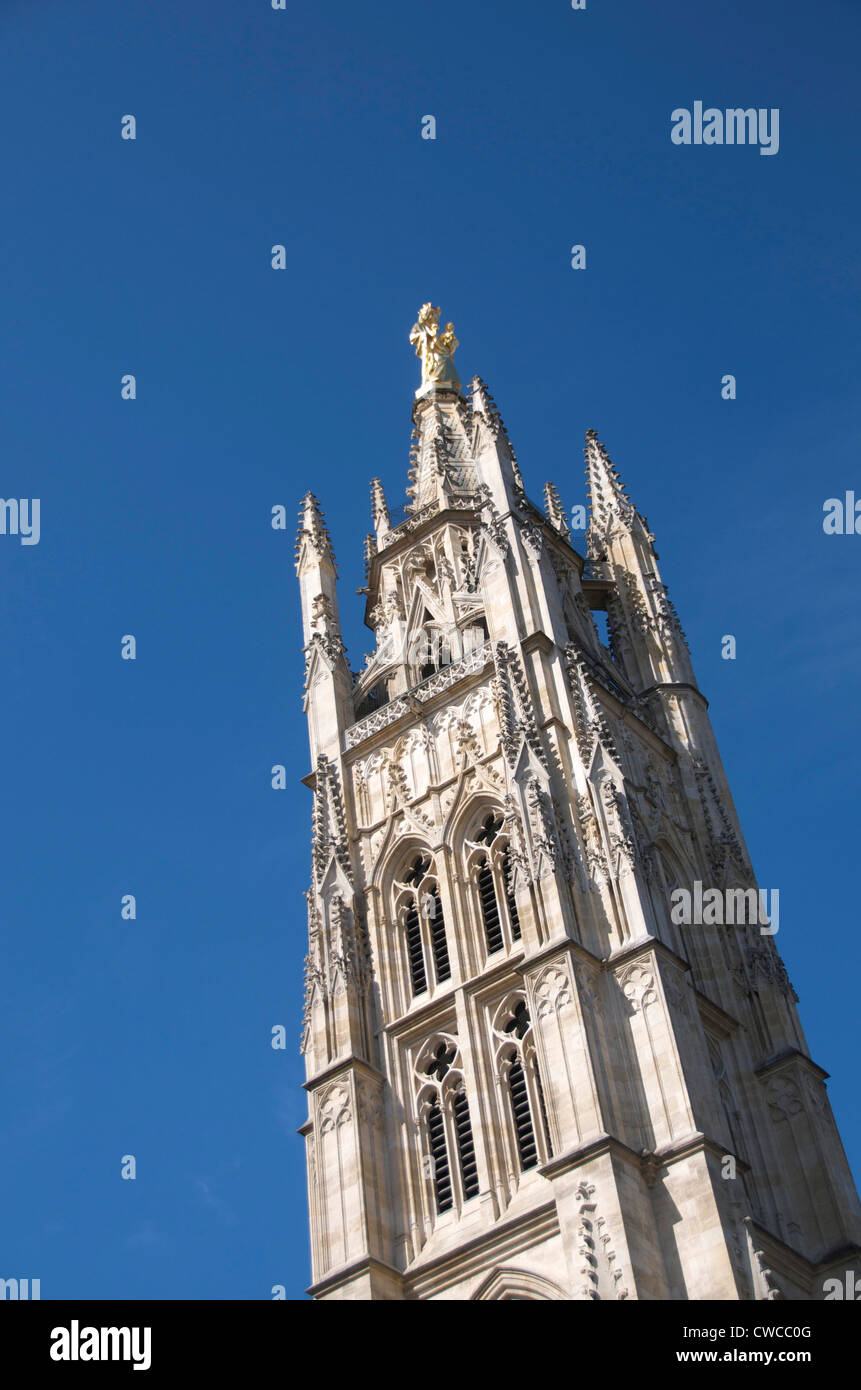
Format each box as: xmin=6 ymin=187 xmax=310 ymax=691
xmin=295 ymin=314 xmax=861 ymax=1300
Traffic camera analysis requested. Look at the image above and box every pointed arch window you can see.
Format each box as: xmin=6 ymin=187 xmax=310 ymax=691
xmin=452 ymin=1086 xmax=479 ymax=1199
xmin=415 ymin=609 xmax=457 ymax=682
xmin=507 ymin=1057 xmax=537 ymax=1170
xmin=426 ymin=886 xmax=451 ymax=982
xmin=459 ymin=612 xmax=489 ymax=659
xmin=426 ymin=1094 xmax=453 ymax=1212
xmin=493 ymin=998 xmax=553 ymax=1175
xmin=405 ymin=899 xmax=427 ymax=995
xmin=417 ymin=1037 xmax=480 ymax=1216
xmin=477 ymin=859 xmax=503 ymax=953
xmin=469 ymin=811 xmax=522 ymax=957
xmin=397 ymin=853 xmax=452 ymax=999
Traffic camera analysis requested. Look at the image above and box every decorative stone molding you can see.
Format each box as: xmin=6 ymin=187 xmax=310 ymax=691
xmin=572 ymin=961 xmax=601 ymax=1016
xmin=551 ymin=794 xmax=587 ymax=888
xmin=384 ymin=753 xmax=411 ymax=811
xmin=523 ymin=773 xmax=560 ymax=877
xmin=746 ymin=942 xmax=798 ymax=1003
xmin=345 ymin=643 xmax=493 ymax=749
xmin=691 ymin=755 xmax=748 ymax=881
xmin=618 ymin=962 xmax=658 ymax=1014
xmin=300 ymin=887 xmax=326 ymax=1054
xmin=766 ymin=1077 xmax=803 ymax=1122
xmin=317 ymin=1080 xmax=352 ymax=1132
xmin=600 ymin=777 xmax=638 ymax=874
xmin=329 ymin=891 xmax=370 ymax=993
xmin=519 ymin=520 xmax=544 ymax=559
xmin=752 ymin=1246 xmax=784 ymax=1301
xmin=645 ymin=573 xmax=690 ymax=650
xmin=614 ymin=570 xmax=651 ymax=638
xmin=476 ymin=484 xmax=510 ymax=559
xmin=300 ymin=880 xmax=372 ymax=1054
xmin=575 ymin=1181 xmax=629 ymax=1301
xmin=564 ymin=641 xmax=622 ymax=765
xmin=574 ymin=791 xmax=607 ymax=887
xmin=303 ymin=628 xmax=347 ymax=683
xmin=533 ymin=964 xmax=572 ymax=1018
xmin=492 ymin=642 xmax=547 ymax=770
xmin=501 ymin=792 xmax=530 ymax=888
xmin=639 ymin=1149 xmax=660 ymax=1189
xmin=312 ymin=755 xmax=353 ymax=886
xmin=357 ymin=1076 xmax=385 ymax=1133
xmin=471 ymin=1267 xmax=569 ymax=1301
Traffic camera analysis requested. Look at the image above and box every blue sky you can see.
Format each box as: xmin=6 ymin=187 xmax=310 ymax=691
xmin=1 ymin=0 xmax=859 ymax=1299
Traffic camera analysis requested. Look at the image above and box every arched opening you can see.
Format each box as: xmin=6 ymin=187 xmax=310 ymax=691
xmin=495 ymin=998 xmax=553 ymax=1172
xmin=418 ymin=1038 xmax=480 ymax=1216
xmin=470 ymin=811 xmax=522 ymax=956
xmin=398 ymin=853 xmax=451 ymax=997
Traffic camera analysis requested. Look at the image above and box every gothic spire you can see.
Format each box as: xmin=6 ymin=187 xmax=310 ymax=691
xmin=468 ymin=375 xmax=527 ymax=510
xmin=543 ymin=482 xmax=571 ymax=539
xmin=407 ymin=391 xmax=478 ymax=512
xmin=584 ymin=430 xmax=640 ymax=545
xmin=469 ymin=376 xmax=508 ymax=448
xmin=582 ymin=431 xmax=694 ymax=689
xmin=295 ymin=491 xmax=351 ymax=729
xmin=295 ymin=492 xmax=336 ymax=573
xmin=370 ymin=477 xmax=390 ymax=544
xmin=370 ymin=477 xmax=389 ymax=524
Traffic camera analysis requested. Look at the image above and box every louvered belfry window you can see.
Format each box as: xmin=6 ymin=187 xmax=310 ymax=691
xmin=426 ymin=1096 xmax=453 ymax=1213
xmin=531 ymin=1056 xmax=553 ymax=1157
xmin=508 ymin=1057 xmax=538 ymax=1171
xmin=402 ymin=854 xmax=451 ymax=997
xmin=427 ymin=888 xmax=451 ymax=983
xmin=477 ymin=858 xmax=503 ymax=954
xmin=452 ymin=1087 xmax=480 ymax=1199
xmin=405 ymin=900 xmax=427 ymax=995
xmin=501 ymin=999 xmax=551 ymax=1169
xmin=421 ymin=1041 xmax=476 ymax=1216
xmin=474 ymin=811 xmax=520 ymax=954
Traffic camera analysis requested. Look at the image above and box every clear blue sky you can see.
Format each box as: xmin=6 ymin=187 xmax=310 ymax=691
xmin=1 ymin=0 xmax=858 ymax=1299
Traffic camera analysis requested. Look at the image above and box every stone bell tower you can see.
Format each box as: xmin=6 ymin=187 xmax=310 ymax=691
xmin=295 ymin=306 xmax=861 ymax=1300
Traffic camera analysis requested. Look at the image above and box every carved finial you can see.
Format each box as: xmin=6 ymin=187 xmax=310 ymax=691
xmin=544 ymin=482 xmax=571 ymax=538
xmin=311 ymin=755 xmax=353 ymax=886
xmin=468 ymin=376 xmax=499 ymax=434
xmin=409 ymin=303 xmax=461 ymax=396
xmin=370 ymin=477 xmax=390 ymax=543
xmin=295 ymin=492 xmax=336 ymax=569
xmin=584 ymin=431 xmax=638 ymax=540
xmin=467 ymin=376 xmax=526 ymax=501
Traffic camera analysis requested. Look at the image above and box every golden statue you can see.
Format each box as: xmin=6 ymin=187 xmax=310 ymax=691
xmin=409 ymin=303 xmax=461 ymax=393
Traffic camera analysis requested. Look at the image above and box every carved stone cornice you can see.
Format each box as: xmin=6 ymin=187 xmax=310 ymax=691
xmin=344 ymin=641 xmax=494 ymax=751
